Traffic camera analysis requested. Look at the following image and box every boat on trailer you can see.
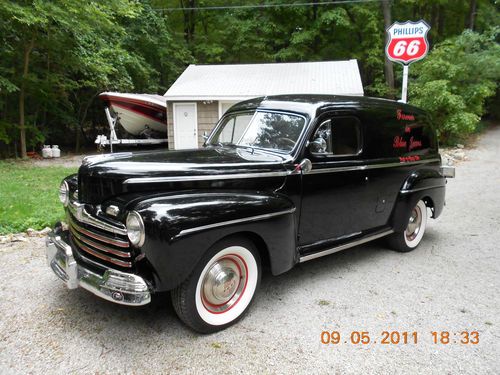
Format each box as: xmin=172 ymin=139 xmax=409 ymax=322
xmin=95 ymin=92 xmax=168 ymax=150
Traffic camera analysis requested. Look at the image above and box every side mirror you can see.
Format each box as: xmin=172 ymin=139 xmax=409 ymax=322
xmin=309 ymin=137 xmax=327 ymax=154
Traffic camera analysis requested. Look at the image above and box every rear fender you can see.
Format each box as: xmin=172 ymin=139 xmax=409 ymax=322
xmin=400 ymin=168 xmax=445 ymax=193
xmin=390 ymin=168 xmax=446 ymax=232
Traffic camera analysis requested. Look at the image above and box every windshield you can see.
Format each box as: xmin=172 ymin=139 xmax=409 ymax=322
xmin=207 ymin=111 xmax=306 ymax=153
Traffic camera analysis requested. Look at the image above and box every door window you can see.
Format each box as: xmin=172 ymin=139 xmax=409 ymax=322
xmin=310 ymin=117 xmax=361 ymax=156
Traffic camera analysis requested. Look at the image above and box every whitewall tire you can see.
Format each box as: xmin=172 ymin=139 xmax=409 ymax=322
xmin=172 ymin=236 xmax=261 ymax=333
xmin=388 ymin=199 xmax=428 ymax=252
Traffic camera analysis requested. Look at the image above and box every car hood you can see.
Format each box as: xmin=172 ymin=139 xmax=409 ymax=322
xmin=78 ymin=147 xmax=291 ymax=204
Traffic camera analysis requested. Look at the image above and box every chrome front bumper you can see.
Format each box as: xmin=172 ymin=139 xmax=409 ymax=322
xmin=46 ymin=231 xmax=151 ymax=306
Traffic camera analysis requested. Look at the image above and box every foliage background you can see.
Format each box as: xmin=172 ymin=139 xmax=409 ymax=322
xmin=0 ymin=0 xmax=499 ymax=156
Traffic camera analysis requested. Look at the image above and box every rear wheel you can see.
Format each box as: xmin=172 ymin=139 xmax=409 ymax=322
xmin=171 ymin=236 xmax=261 ymax=333
xmin=387 ymin=200 xmax=428 ymax=252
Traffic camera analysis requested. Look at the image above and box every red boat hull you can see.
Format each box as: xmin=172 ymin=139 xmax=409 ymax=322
xmin=99 ymin=92 xmax=167 ymax=136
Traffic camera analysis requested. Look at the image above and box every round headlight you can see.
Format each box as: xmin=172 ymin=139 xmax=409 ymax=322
xmin=58 ymin=180 xmax=69 ymax=206
xmin=126 ymin=211 xmax=145 ymax=247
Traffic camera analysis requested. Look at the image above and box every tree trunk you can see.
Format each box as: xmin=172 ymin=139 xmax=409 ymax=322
xmin=345 ymin=9 xmax=362 ymax=45
xmin=430 ymin=3 xmax=438 ymax=42
xmin=312 ymin=0 xmax=318 ymax=21
xmin=75 ymin=123 xmax=80 ymax=153
xmin=75 ymin=93 xmax=98 ymax=153
xmin=466 ymin=0 xmax=477 ymax=30
xmin=181 ymin=0 xmax=196 ymax=44
xmin=381 ymin=0 xmax=395 ymax=93
xmin=19 ymin=38 xmax=35 ymax=159
xmin=437 ymin=5 xmax=445 ymax=38
xmin=311 ymin=0 xmax=320 ymax=56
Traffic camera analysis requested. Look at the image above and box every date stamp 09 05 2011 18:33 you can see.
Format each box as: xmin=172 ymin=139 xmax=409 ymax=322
xmin=320 ymin=330 xmax=480 ymax=346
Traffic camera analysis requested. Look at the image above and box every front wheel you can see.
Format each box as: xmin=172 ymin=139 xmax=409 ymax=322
xmin=171 ymin=236 xmax=261 ymax=333
xmin=387 ymin=199 xmax=428 ymax=252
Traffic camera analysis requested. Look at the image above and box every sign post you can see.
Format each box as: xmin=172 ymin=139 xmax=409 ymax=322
xmin=385 ymin=20 xmax=430 ymax=103
xmin=401 ymin=65 xmax=409 ymax=103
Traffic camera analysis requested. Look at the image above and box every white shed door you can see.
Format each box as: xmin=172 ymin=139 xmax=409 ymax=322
xmin=219 ymin=101 xmax=237 ymax=118
xmin=174 ymin=103 xmax=198 ymax=149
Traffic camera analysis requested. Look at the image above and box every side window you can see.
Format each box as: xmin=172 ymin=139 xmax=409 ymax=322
xmin=311 ymin=117 xmax=361 ymax=156
xmin=331 ymin=117 xmax=361 ymax=155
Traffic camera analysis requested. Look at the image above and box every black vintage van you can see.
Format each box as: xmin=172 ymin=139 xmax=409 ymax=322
xmin=46 ymin=95 xmax=454 ymax=333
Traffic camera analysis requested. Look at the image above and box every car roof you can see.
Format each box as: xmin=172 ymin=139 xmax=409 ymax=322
xmin=227 ymin=94 xmax=426 ymax=118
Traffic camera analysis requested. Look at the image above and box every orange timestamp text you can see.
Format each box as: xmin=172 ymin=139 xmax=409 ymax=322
xmin=320 ymin=330 xmax=479 ymax=345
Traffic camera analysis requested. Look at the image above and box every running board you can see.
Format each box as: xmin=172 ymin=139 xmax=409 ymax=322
xmin=299 ymin=229 xmax=394 ymax=263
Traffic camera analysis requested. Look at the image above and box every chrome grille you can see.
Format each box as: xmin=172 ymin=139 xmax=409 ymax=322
xmin=69 ymin=220 xmax=129 ymax=249
xmin=68 ymin=213 xmax=133 ymax=269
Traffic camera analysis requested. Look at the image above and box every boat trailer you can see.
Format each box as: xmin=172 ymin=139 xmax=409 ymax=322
xmin=95 ymin=107 xmax=168 ymax=152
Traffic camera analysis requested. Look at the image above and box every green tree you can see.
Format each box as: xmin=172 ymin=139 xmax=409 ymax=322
xmin=0 ymin=0 xmax=191 ymax=156
xmin=0 ymin=0 xmax=142 ymax=157
xmin=410 ymin=28 xmax=500 ymax=144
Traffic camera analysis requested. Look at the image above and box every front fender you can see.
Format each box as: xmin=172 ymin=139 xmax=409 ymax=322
xmin=132 ymin=190 xmax=297 ymax=291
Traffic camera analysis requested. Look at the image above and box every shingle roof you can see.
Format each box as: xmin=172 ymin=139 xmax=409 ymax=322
xmin=164 ymin=60 xmax=364 ymax=101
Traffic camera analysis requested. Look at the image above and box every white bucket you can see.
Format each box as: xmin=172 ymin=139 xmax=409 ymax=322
xmin=42 ymin=145 xmax=52 ymax=158
xmin=51 ymin=145 xmax=61 ymax=158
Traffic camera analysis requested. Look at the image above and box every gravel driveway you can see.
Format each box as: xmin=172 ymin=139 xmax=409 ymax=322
xmin=1 ymin=127 xmax=499 ymax=374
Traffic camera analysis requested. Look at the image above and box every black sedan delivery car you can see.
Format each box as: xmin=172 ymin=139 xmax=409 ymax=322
xmin=46 ymin=95 xmax=454 ymax=333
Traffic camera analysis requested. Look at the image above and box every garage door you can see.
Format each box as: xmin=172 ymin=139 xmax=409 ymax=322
xmin=173 ymin=103 xmax=198 ymax=149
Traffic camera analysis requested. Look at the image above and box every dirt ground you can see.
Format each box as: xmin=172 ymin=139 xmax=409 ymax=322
xmin=0 ymin=127 xmax=499 ymax=374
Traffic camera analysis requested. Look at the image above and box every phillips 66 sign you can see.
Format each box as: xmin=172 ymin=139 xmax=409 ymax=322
xmin=386 ymin=20 xmax=430 ymax=65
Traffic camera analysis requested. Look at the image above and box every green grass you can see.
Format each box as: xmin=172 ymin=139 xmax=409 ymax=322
xmin=0 ymin=162 xmax=77 ymax=234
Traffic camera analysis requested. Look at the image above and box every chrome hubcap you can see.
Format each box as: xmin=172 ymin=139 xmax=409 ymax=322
xmin=406 ymin=205 xmax=422 ymax=241
xmin=201 ymin=255 xmax=247 ymax=313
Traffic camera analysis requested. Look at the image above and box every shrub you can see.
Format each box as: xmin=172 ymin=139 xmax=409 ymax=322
xmin=410 ymin=28 xmax=500 ymax=144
